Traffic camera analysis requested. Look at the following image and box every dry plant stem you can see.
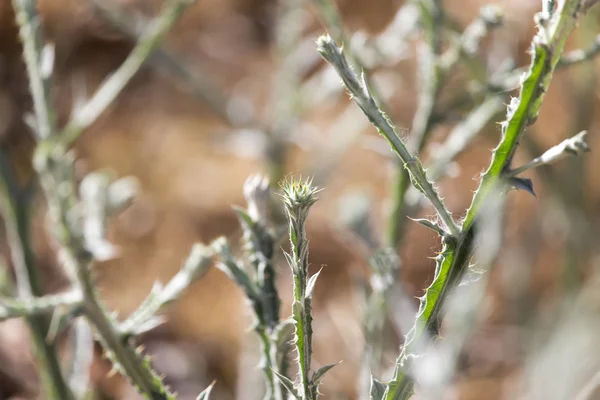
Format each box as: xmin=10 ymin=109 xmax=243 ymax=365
xmin=317 ymin=35 xmax=459 ymax=238
xmin=382 ymin=1 xmax=593 ymax=399
xmin=61 ymin=0 xmax=195 ymax=147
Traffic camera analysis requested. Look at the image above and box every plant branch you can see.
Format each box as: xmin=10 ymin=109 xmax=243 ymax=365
xmin=119 ymin=243 xmax=214 ymax=337
xmin=381 ymin=1 xmax=594 ymax=399
xmin=14 ymin=0 xmax=198 ymax=398
xmin=388 ymin=3 xmax=503 ymax=247
xmin=0 ymin=290 xmax=82 ymax=321
xmin=317 ymin=35 xmax=460 ymax=238
xmin=558 ymin=33 xmax=600 ymax=67
xmin=310 ymin=0 xmax=388 ymax=112
xmin=506 ymin=130 xmax=590 ymax=177
xmin=280 ymin=177 xmax=335 ymax=400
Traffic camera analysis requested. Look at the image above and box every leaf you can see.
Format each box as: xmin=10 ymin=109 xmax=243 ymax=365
xmin=275 ymin=319 xmax=295 ymax=350
xmin=213 ymin=241 xmax=260 ymax=301
xmin=311 ymin=361 xmax=340 ymax=388
xmin=232 ymin=206 xmax=255 ymax=230
xmin=196 ymin=381 xmax=216 ymax=400
xmin=370 ymin=376 xmax=387 ymax=400
xmin=272 ymin=370 xmax=299 ymax=399
xmin=507 ymin=176 xmax=535 ymax=197
xmin=408 ymin=217 xmax=447 ymax=237
xmin=128 ymin=316 xmax=167 ymax=336
xmin=305 ymin=268 xmax=322 ymax=299
xmin=119 ymin=281 xmax=164 ymax=335
xmin=283 ymin=251 xmax=298 ymax=274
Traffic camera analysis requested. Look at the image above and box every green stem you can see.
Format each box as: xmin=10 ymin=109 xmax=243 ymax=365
xmin=281 ymin=179 xmax=319 ymax=400
xmin=383 ymin=1 xmax=589 ymax=399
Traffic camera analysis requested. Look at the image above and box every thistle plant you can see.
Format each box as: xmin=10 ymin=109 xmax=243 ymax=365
xmin=2 ymin=0 xmax=600 ymax=398
xmin=4 ymin=0 xmax=217 ymax=399
xmin=279 ymin=177 xmax=337 ymax=400
xmin=317 ymin=0 xmax=596 ymax=398
xmin=213 ymin=175 xmax=290 ymax=400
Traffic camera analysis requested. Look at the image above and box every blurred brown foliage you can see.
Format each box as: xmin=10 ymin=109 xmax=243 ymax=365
xmin=1 ymin=0 xmax=600 ymax=399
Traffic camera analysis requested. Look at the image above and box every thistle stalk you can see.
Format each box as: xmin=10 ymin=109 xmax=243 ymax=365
xmin=385 ymin=1 xmax=594 ymax=398
xmin=317 ymin=35 xmax=459 ymax=239
xmin=280 ymin=178 xmax=336 ymax=399
xmin=317 ymin=1 xmax=594 ymax=398
xmin=281 ymin=178 xmax=319 ymax=399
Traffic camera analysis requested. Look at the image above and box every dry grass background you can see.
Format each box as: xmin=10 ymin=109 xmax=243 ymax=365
xmin=1 ymin=0 xmax=600 ymax=399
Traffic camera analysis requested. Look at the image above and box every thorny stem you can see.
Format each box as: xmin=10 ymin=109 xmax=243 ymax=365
xmin=463 ymin=0 xmax=586 ymax=229
xmin=317 ymin=35 xmax=460 ymax=238
xmin=506 ymin=130 xmax=590 ymax=177
xmin=310 ymin=0 xmax=388 ymax=112
xmin=12 ymin=0 xmax=197 ymax=398
xmin=383 ymin=1 xmax=594 ymax=399
xmin=388 ymin=2 xmax=502 ymax=248
xmin=281 ymin=178 xmax=320 ymax=400
xmin=402 ymin=96 xmax=505 ymax=218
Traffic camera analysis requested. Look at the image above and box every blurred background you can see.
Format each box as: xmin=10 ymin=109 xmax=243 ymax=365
xmin=2 ymin=0 xmax=600 ymax=398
